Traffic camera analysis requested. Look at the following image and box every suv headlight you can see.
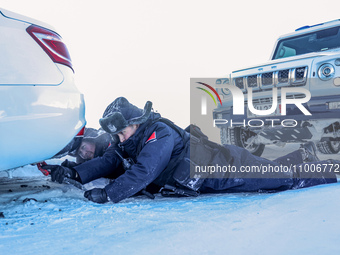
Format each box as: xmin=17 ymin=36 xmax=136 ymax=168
xmin=221 ymin=88 xmax=231 ymax=95
xmin=318 ymin=63 xmax=335 ymax=80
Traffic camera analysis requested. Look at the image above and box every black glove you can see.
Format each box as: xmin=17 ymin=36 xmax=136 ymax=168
xmin=84 ymin=188 xmax=109 ymax=204
xmin=61 ymin=159 xmax=78 ymax=168
xmin=43 ymin=165 xmax=77 ymax=184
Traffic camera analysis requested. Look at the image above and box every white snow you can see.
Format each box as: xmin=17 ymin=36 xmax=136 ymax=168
xmin=0 ymin=145 xmax=340 ymax=255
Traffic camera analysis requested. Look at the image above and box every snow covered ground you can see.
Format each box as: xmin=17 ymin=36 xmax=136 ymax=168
xmin=1 ymin=145 xmax=340 ymax=255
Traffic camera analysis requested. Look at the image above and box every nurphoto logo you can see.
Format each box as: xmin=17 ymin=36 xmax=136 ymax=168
xmin=196 ymin=81 xmax=312 ymax=116
xmin=194 ymin=79 xmax=312 ymax=129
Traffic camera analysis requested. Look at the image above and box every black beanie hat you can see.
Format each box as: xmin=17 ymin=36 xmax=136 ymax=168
xmin=99 ymin=97 xmax=152 ymax=135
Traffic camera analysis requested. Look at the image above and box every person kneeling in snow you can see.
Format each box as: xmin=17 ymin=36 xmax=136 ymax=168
xmin=44 ymin=97 xmax=338 ymax=203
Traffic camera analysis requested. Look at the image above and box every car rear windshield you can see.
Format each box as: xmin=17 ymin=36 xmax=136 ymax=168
xmin=272 ymin=26 xmax=340 ymax=60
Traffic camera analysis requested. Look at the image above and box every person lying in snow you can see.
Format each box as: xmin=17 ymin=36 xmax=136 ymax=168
xmin=43 ymin=97 xmax=339 ymax=203
xmin=61 ymin=127 xmax=114 ymax=167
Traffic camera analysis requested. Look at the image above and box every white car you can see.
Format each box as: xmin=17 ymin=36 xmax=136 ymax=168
xmin=0 ymin=9 xmax=86 ymax=171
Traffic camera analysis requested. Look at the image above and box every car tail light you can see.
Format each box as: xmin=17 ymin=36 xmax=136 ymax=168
xmin=76 ymin=126 xmax=85 ymax=137
xmin=26 ymin=25 xmax=73 ymax=71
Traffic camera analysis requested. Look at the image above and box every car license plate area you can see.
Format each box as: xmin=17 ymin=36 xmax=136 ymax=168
xmin=247 ymin=103 xmax=281 ymax=118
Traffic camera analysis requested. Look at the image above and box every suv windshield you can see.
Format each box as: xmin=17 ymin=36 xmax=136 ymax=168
xmin=272 ymin=26 xmax=340 ymax=60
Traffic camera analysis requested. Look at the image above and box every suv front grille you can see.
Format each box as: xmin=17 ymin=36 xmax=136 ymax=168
xmin=234 ymin=77 xmax=245 ymax=89
xmin=247 ymin=75 xmax=258 ymax=88
xmin=278 ymin=69 xmax=290 ymax=84
xmin=262 ymin=72 xmax=273 ymax=86
xmin=295 ymin=67 xmax=306 ymax=79
xmin=232 ymin=66 xmax=308 ymax=93
xmin=292 ymin=67 xmax=308 ymax=85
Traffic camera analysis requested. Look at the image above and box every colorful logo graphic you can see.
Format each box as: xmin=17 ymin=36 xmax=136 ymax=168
xmin=196 ymin=82 xmax=222 ymax=107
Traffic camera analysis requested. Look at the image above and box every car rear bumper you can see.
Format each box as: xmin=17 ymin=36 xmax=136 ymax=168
xmin=0 ymin=65 xmax=86 ymax=171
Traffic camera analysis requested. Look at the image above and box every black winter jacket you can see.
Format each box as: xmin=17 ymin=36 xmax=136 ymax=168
xmin=74 ymin=113 xmax=188 ymax=202
xmin=75 ymin=113 xmax=337 ymax=202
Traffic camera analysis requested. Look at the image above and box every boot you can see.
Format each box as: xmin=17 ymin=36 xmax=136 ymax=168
xmin=299 ymin=141 xmax=320 ymax=163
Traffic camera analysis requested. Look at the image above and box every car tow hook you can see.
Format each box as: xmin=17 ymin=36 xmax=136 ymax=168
xmin=37 ymin=161 xmax=50 ymax=176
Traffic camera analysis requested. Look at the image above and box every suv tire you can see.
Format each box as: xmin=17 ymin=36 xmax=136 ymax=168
xmin=220 ymin=127 xmax=265 ymax=156
xmin=316 ymin=141 xmax=340 ymax=154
